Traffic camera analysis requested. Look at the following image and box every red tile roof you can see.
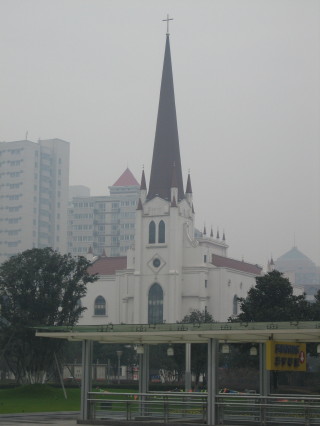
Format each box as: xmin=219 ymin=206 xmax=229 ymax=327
xmin=112 ymin=168 xmax=139 ymax=187
xmin=88 ymin=256 xmax=127 ymax=275
xmin=212 ymin=254 xmax=262 ymax=275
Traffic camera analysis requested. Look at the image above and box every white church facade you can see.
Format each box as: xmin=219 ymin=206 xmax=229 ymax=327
xmin=79 ymin=33 xmax=262 ymax=325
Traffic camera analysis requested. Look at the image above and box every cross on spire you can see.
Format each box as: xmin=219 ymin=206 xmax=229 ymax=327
xmin=162 ymin=14 xmax=173 ymax=35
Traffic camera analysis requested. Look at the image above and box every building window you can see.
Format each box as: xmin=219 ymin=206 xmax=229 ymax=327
xmin=204 ymin=255 xmax=207 ymax=263
xmin=149 ymin=221 xmax=156 ymax=244
xmin=205 ymin=279 xmax=208 ymax=288
xmin=148 ymin=283 xmax=163 ymax=324
xmin=158 ymin=220 xmax=165 ymax=243
xmin=233 ymin=295 xmax=238 ymax=316
xmin=94 ymin=296 xmax=106 ymax=315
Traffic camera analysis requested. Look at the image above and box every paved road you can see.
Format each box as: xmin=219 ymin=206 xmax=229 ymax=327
xmin=0 ymin=413 xmax=244 ymax=426
xmin=0 ymin=412 xmax=81 ymax=426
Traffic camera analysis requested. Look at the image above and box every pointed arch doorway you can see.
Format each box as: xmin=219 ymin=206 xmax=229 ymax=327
xmin=148 ymin=283 xmax=163 ymax=324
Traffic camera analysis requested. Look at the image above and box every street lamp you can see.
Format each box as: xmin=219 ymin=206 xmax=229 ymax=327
xmin=221 ymin=343 xmax=230 ymax=354
xmin=136 ymin=345 xmax=144 ymax=354
xmin=250 ymin=345 xmax=258 ymax=356
xmin=167 ymin=344 xmax=174 ymax=356
xmin=116 ymin=350 xmax=123 ymax=385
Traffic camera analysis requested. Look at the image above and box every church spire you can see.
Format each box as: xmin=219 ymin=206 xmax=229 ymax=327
xmin=140 ymin=167 xmax=147 ymax=203
xmin=140 ymin=168 xmax=146 ymax=190
xmin=186 ymin=171 xmax=192 ymax=194
xmin=147 ymin=33 xmax=184 ymax=202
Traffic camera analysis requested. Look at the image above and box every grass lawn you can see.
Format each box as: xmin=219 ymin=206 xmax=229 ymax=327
xmin=0 ymin=384 xmax=137 ymax=414
xmin=0 ymin=384 xmax=81 ymax=414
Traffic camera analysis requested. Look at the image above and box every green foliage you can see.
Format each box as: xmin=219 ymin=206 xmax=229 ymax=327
xmin=149 ymin=344 xmax=185 ymax=383
xmin=310 ymin=289 xmax=320 ymax=320
xmin=92 ymin=342 xmax=137 ymax=380
xmin=0 ymin=248 xmax=97 ymax=384
xmin=0 ymin=248 xmax=97 ymax=327
xmin=181 ymin=309 xmax=214 ymax=325
xmin=180 ymin=310 xmax=215 ymax=385
xmin=233 ymin=270 xmax=311 ymax=322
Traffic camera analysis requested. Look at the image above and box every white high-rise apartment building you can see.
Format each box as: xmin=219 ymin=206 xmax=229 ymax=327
xmin=0 ymin=138 xmax=70 ymax=263
xmin=68 ymin=168 xmax=139 ymax=257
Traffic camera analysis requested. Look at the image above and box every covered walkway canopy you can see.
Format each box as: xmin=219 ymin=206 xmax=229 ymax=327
xmin=36 ymin=322 xmax=320 ymax=425
xmin=36 ymin=321 xmax=320 ymax=344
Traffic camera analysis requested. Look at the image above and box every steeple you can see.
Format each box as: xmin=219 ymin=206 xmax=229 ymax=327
xmin=147 ymin=34 xmax=184 ymax=202
xmin=140 ymin=169 xmax=147 ymax=190
xmin=140 ymin=168 xmax=147 ymax=203
xmin=186 ymin=172 xmax=192 ymax=194
xmin=185 ymin=171 xmax=193 ymax=205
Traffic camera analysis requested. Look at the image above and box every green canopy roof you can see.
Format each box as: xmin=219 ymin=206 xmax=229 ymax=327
xmin=36 ymin=321 xmax=320 ymax=345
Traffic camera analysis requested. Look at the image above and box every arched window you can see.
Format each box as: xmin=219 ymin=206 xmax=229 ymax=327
xmin=158 ymin=220 xmax=165 ymax=243
xmin=149 ymin=221 xmax=156 ymax=244
xmin=94 ymin=295 xmax=106 ymax=315
xmin=233 ymin=295 xmax=238 ymax=316
xmin=148 ymin=283 xmax=163 ymax=324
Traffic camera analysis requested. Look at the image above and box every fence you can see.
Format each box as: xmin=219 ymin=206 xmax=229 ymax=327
xmin=87 ymin=391 xmax=207 ymax=423
xmin=86 ymin=391 xmax=320 ymax=425
xmin=217 ymin=394 xmax=320 ymax=425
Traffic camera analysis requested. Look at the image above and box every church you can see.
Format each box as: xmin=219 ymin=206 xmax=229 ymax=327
xmin=79 ymin=32 xmax=262 ymax=325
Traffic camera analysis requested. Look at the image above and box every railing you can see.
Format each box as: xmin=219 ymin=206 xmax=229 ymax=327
xmin=87 ymin=391 xmax=207 ymax=423
xmin=216 ymin=394 xmax=320 ymax=425
xmin=86 ymin=392 xmax=320 ymax=425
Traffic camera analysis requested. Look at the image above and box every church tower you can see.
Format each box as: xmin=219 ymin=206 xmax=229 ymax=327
xmin=127 ymin=30 xmax=195 ymax=323
xmin=81 ymin=27 xmax=262 ymax=327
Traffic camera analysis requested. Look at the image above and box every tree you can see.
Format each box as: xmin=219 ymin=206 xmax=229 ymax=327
xmin=181 ymin=309 xmax=214 ymax=325
xmin=234 ymin=270 xmax=310 ymax=322
xmin=231 ymin=271 xmax=320 ymax=392
xmin=181 ymin=309 xmax=215 ymax=387
xmin=92 ymin=342 xmax=137 ymax=383
xmin=310 ymin=289 xmax=320 ymax=320
xmin=0 ymin=248 xmax=97 ymax=383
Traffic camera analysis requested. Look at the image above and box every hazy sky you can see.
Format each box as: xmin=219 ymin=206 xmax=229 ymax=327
xmin=1 ymin=0 xmax=319 ymax=268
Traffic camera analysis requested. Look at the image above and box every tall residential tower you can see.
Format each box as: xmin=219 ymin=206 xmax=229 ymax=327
xmin=0 ymin=138 xmax=69 ymax=263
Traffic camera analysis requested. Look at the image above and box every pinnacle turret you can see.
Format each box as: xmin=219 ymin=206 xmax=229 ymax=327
xmin=186 ymin=172 xmax=192 ymax=194
xmin=140 ymin=169 xmax=147 ymax=190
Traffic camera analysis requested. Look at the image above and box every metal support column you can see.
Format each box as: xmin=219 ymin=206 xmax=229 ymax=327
xmin=80 ymin=339 xmax=93 ymax=421
xmin=138 ymin=345 xmax=149 ymax=417
xmin=207 ymin=338 xmax=218 ymax=426
xmin=138 ymin=345 xmax=149 ymax=394
xmin=260 ymin=343 xmax=270 ymax=396
xmin=185 ymin=342 xmax=192 ymax=392
xmin=259 ymin=342 xmax=270 ymax=426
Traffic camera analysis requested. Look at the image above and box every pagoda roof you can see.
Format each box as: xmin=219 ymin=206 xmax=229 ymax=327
xmin=276 ymin=246 xmax=315 ymax=264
